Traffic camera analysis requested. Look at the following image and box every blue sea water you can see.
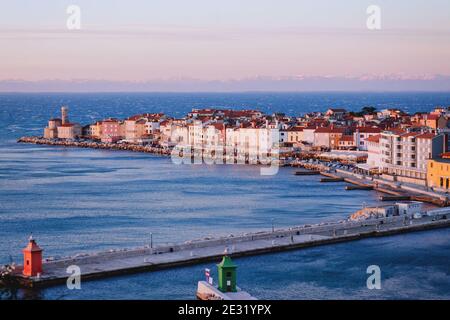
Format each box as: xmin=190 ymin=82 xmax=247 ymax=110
xmin=0 ymin=92 xmax=449 ymax=300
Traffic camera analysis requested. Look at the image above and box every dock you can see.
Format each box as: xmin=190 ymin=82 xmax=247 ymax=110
xmin=345 ymin=185 xmax=373 ymax=190
xmin=294 ymin=170 xmax=320 ymax=176
xmin=302 ymin=170 xmax=449 ymax=206
xmin=5 ymin=210 xmax=450 ymax=288
xmin=379 ymin=195 xmax=411 ymax=201
xmin=320 ymin=177 xmax=345 ymax=182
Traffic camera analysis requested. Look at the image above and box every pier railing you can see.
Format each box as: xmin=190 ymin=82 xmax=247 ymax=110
xmin=41 ymin=209 xmax=450 ymax=268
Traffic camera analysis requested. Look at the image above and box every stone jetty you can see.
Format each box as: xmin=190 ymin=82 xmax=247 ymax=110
xmin=4 ymin=209 xmax=450 ymax=288
xmin=18 ymin=136 xmax=172 ymax=156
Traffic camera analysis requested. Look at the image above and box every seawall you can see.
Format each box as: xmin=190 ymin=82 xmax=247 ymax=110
xmin=6 ymin=211 xmax=450 ymax=289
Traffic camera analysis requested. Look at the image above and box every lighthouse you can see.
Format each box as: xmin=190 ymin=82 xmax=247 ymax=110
xmin=196 ymin=254 xmax=256 ymax=300
xmin=22 ymin=235 xmax=43 ymax=277
xmin=217 ymin=255 xmax=237 ymax=292
xmin=61 ymin=106 xmax=69 ymax=125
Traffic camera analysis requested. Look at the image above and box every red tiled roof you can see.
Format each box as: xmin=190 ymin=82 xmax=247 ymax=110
xmin=224 ymin=110 xmax=260 ymax=118
xmin=128 ymin=115 xmax=143 ymax=121
xmin=426 ymin=114 xmax=440 ymax=120
xmin=401 ymin=132 xmax=420 ymax=137
xmin=315 ymin=127 xmax=345 ymax=133
xmin=415 ymin=133 xmax=436 ymax=139
xmin=212 ymin=123 xmax=225 ymax=130
xmin=384 ymin=128 xmax=405 ymax=135
xmin=356 ymin=127 xmax=381 ymax=133
xmin=366 ymin=134 xmax=381 ymax=143
xmin=340 ymin=135 xmax=354 ymax=142
xmin=190 ymin=109 xmax=216 ymax=115
xmin=287 ymin=127 xmax=304 ymax=132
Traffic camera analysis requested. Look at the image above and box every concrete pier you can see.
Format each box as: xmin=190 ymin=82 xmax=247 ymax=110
xmin=196 ymin=281 xmax=257 ymax=300
xmin=316 ymin=170 xmax=448 ymax=206
xmin=7 ymin=210 xmax=450 ymax=288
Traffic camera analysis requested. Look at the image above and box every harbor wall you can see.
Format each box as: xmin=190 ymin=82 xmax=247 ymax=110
xmin=8 ymin=213 xmax=450 ymax=289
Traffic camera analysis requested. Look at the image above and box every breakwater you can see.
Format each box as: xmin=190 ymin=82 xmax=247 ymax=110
xmin=5 ymin=210 xmax=450 ymax=288
xmin=17 ymin=136 xmax=288 ymax=166
xmin=18 ymin=136 xmax=172 ymax=155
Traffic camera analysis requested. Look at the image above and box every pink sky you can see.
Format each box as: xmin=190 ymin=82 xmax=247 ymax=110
xmin=1 ymin=1 xmax=450 ymax=87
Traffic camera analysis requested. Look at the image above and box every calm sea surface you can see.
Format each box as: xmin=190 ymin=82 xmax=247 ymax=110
xmin=0 ymin=92 xmax=449 ymax=299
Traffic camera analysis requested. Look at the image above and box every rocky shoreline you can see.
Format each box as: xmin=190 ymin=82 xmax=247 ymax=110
xmin=16 ymin=136 xmax=324 ymax=168
xmin=17 ymin=136 xmax=172 ymax=156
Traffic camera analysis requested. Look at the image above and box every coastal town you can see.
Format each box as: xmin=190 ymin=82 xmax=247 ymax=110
xmin=19 ymin=104 xmax=450 ymax=192
xmin=8 ymin=104 xmax=450 ymax=292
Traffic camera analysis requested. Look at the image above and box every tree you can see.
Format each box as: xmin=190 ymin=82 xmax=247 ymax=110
xmin=361 ymin=106 xmax=377 ymax=115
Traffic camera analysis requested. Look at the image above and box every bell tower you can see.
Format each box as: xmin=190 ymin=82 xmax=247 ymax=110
xmin=22 ymin=235 xmax=43 ymax=277
xmin=61 ymin=106 xmax=69 ymax=125
xmin=217 ymin=255 xmax=237 ymax=292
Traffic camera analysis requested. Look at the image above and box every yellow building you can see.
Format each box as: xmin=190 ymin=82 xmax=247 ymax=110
xmin=90 ymin=121 xmax=102 ymax=139
xmin=287 ymin=127 xmax=303 ymax=143
xmin=427 ymin=157 xmax=450 ymax=190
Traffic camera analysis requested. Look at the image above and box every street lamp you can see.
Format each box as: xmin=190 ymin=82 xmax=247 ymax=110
xmin=271 ymin=219 xmax=274 ymax=233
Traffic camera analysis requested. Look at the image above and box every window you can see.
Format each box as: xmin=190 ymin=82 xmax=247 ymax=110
xmin=226 ymin=272 xmax=232 ymax=277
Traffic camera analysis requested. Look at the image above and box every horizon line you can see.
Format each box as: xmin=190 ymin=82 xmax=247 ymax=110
xmin=2 ymin=90 xmax=450 ymax=94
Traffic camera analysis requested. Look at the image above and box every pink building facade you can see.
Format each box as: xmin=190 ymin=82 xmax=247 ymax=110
xmin=100 ymin=119 xmax=123 ymax=143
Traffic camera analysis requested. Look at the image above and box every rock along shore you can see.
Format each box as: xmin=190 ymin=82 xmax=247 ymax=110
xmin=17 ymin=136 xmax=172 ymax=156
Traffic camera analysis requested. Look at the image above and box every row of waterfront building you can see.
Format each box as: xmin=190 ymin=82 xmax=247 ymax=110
xmin=42 ymin=105 xmax=450 ymax=190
